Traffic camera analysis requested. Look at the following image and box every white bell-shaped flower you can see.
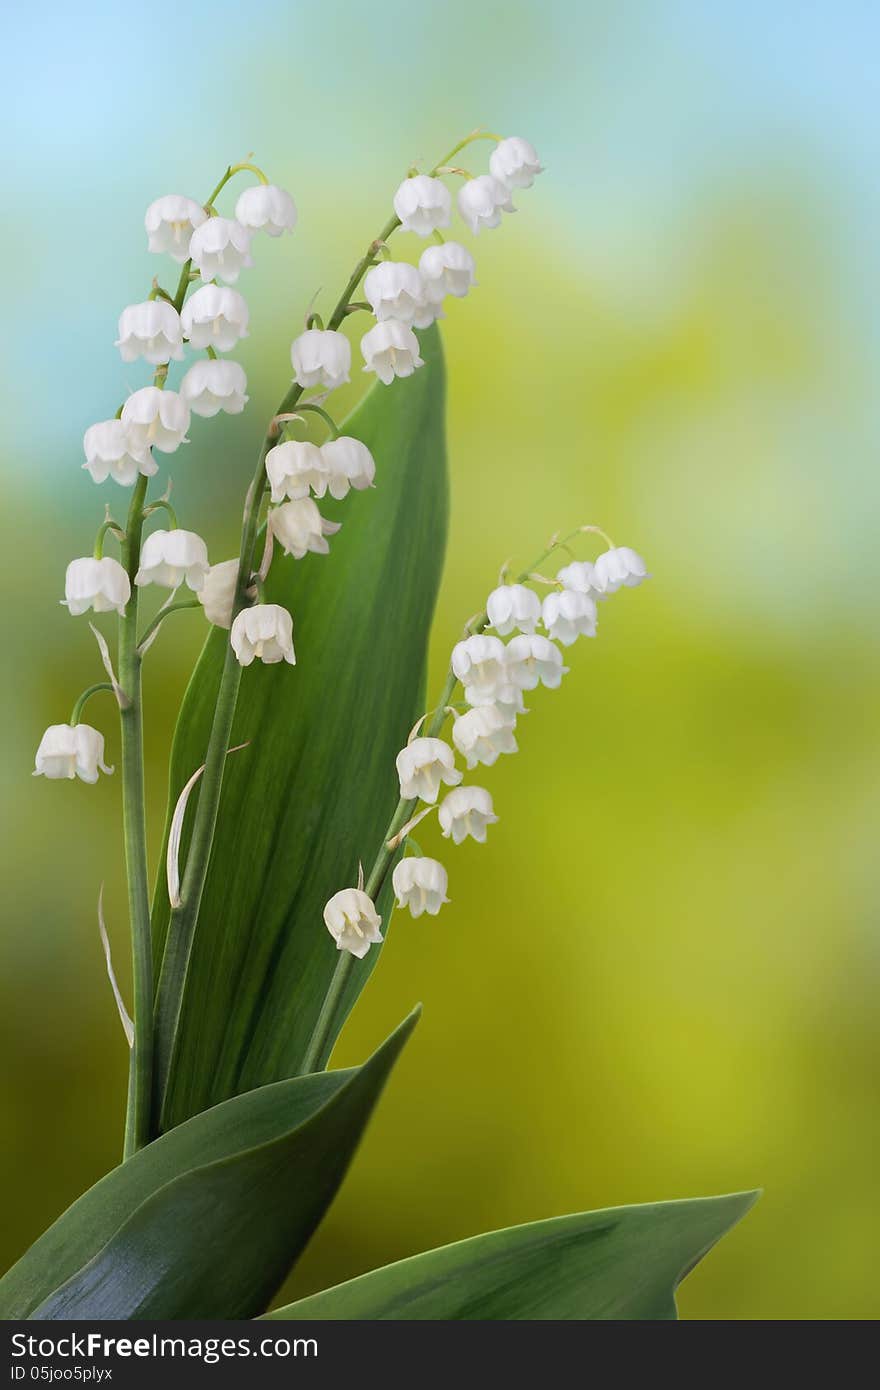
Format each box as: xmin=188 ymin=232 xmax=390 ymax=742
xmin=34 ymin=723 xmax=113 ymax=783
xmin=395 ymin=737 xmax=462 ymax=803
xmin=188 ymin=216 xmax=253 ymax=284
xmin=593 ymin=546 xmax=650 ymax=596
xmin=411 ymin=296 xmax=445 ymax=330
xmin=121 ymin=387 xmax=190 ymax=455
xmin=451 ymin=633 xmax=511 ymax=706
xmin=135 ymin=528 xmax=209 ymax=591
xmin=180 ymin=359 xmax=248 ymax=418
xmin=364 ymin=262 xmax=426 ymax=323
xmin=269 ymin=498 xmax=341 ymax=559
xmin=323 ymin=888 xmax=383 ymax=958
xmin=452 ymin=705 xmax=518 ymax=769
xmin=438 ymin=785 xmax=498 ymax=845
xmin=265 ymin=440 xmax=326 ymax=502
xmin=181 ymin=285 xmax=249 ymax=352
xmin=542 ymin=589 xmax=598 ymax=646
xmin=489 ymin=136 xmax=544 ymax=190
xmin=145 ymin=195 xmax=207 ymax=263
xmin=63 ymin=556 xmax=130 ymax=617
xmin=556 ymin=559 xmax=600 ymax=597
xmin=234 ymin=183 xmax=297 ymax=237
xmin=83 ymin=419 xmax=156 ymax=487
xmin=457 ymin=175 xmax=515 ymax=234
xmin=116 ymin=300 xmax=184 ymax=366
xmin=320 ymin=437 xmax=376 ymax=499
xmin=392 ymin=857 xmax=450 ymax=918
xmin=493 ymin=689 xmax=527 ymax=727
xmin=361 ymin=320 xmax=424 ymax=385
xmin=393 ymin=175 xmax=452 ymax=236
xmin=290 ymin=329 xmax=351 ymax=390
xmin=198 ymin=558 xmax=239 ymax=629
xmin=505 ymin=634 xmax=568 ymax=690
xmin=230 ymin=602 xmax=295 ymax=666
xmin=486 ymin=583 xmax=541 ymax=636
xmin=418 ymin=242 xmax=477 ymax=303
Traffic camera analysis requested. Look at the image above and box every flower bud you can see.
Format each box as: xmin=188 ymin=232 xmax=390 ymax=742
xmin=392 ymin=857 xmax=450 ymax=917
xmin=135 ymin=529 xmax=209 ymax=591
xmin=34 ymin=723 xmax=113 ymax=783
xmin=323 ymin=888 xmax=383 ymax=958
xmin=489 ymin=137 xmax=543 ymax=190
xmin=593 ymin=547 xmax=650 ymax=596
xmin=438 ymin=786 xmax=498 ymax=845
xmin=181 ymin=285 xmax=249 ymax=352
xmin=230 ymin=603 xmax=295 ymax=666
xmin=198 ymin=558 xmax=239 ymax=628
xmin=291 ymin=329 xmax=351 ymax=390
xmin=180 ymin=359 xmax=248 ymax=418
xmin=145 ymin=195 xmax=207 ymax=262
xmin=189 ymin=216 xmax=253 ymax=284
xmin=395 ymin=737 xmax=462 ymax=803
xmin=392 ymin=175 xmax=452 ymax=236
xmin=556 ymin=560 xmax=599 ymax=597
xmin=457 ymin=175 xmax=515 ymax=234
xmin=361 ymin=321 xmax=424 ymax=385
xmin=64 ymin=556 xmax=130 ymax=617
xmin=234 ymin=183 xmax=297 ymax=237
xmin=269 ymin=498 xmax=340 ymax=559
xmin=116 ymin=300 xmax=184 ymax=365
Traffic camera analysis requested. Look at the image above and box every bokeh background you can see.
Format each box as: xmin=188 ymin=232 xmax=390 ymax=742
xmin=2 ymin=0 xmax=878 ymax=1321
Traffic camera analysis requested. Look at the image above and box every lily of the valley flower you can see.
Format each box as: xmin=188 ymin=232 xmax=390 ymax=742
xmin=556 ymin=559 xmax=600 ymax=596
xmin=451 ymin=633 xmax=511 ymax=706
xmin=505 ymin=634 xmax=568 ymax=690
xmin=188 ymin=216 xmax=253 ymax=284
xmin=323 ymin=887 xmax=383 ymax=958
xmin=64 ymin=556 xmax=130 ymax=617
xmin=180 ymin=359 xmax=248 ymax=417
xmin=83 ymin=419 xmax=155 ymax=487
xmin=181 ymin=285 xmax=249 ymax=352
xmin=320 ymin=436 xmax=376 ymax=498
xmin=34 ymin=723 xmax=113 ymax=783
xmin=135 ymin=529 xmax=209 ymax=591
xmin=364 ymin=262 xmax=426 ymax=323
xmin=457 ymin=175 xmax=515 ymax=234
xmin=593 ymin=547 xmax=650 ymax=595
xmin=269 ymin=498 xmax=341 ymax=559
xmin=438 ymin=785 xmax=498 ymax=844
xmin=116 ymin=301 xmax=184 ymax=365
xmin=230 ymin=602 xmax=295 ymax=666
xmin=486 ymin=583 xmax=541 ymax=636
xmin=418 ymin=242 xmax=477 ymax=303
xmin=542 ymin=589 xmax=598 ymax=646
xmin=361 ymin=320 xmax=424 ymax=385
xmin=452 ymin=705 xmax=518 ymax=769
xmin=145 ymin=194 xmax=207 ymax=262
xmin=489 ymin=136 xmax=544 ymax=190
xmin=121 ymin=387 xmax=190 ymax=454
xmin=392 ymin=857 xmax=450 ymax=918
xmin=392 ymin=175 xmax=452 ymax=236
xmin=265 ymin=440 xmax=325 ymax=502
xmin=198 ymin=558 xmax=240 ymax=628
xmin=291 ymin=329 xmax=351 ymax=390
xmin=234 ymin=183 xmax=297 ymax=237
xmin=396 ymin=737 xmax=462 ymax=803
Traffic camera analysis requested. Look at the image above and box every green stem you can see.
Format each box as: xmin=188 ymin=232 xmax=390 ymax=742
xmin=137 ymin=598 xmax=200 ymax=651
xmin=93 ymin=518 xmax=124 ymax=559
xmin=142 ymin=497 xmax=179 ymax=529
xmin=69 ymin=682 xmax=114 ymax=726
xmin=292 ymin=402 xmax=340 ymax=438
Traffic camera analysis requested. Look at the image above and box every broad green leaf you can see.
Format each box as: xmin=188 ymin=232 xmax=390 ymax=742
xmin=0 ymin=1010 xmax=417 ymax=1320
xmin=152 ymin=325 xmax=447 ymax=1130
xmin=263 ymin=1191 xmax=758 ymax=1320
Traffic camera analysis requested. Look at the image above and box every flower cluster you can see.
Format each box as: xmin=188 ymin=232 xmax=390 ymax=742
xmin=323 ymin=534 xmax=648 ymax=954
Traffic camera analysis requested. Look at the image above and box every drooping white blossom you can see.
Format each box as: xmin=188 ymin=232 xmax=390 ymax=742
xmin=135 ymin=529 xmax=209 ymax=591
xmin=411 ymin=296 xmax=445 ymax=330
xmin=323 ymin=888 xmax=383 ymax=958
xmin=320 ymin=436 xmax=376 ymax=499
xmin=493 ymin=689 xmax=527 ymax=727
xmin=593 ymin=547 xmax=650 ymax=596
xmin=395 ymin=737 xmax=462 ymax=803
xmin=145 ymin=195 xmax=207 ymax=263
xmin=505 ymin=634 xmax=568 ymax=690
xmin=121 ymin=388 xmax=190 ymax=455
xmin=457 ymin=175 xmax=515 ymax=234
xmin=393 ymin=175 xmax=452 ymax=236
xmin=33 ymin=723 xmax=113 ymax=783
xmin=451 ymin=634 xmax=512 ymax=706
xmin=116 ymin=300 xmax=184 ymax=366
xmin=63 ymin=557 xmax=130 ymax=617
xmin=198 ymin=558 xmax=239 ymax=628
xmin=556 ymin=559 xmax=600 ymax=597
xmin=230 ymin=603 xmax=295 ymax=666
xmin=486 ymin=583 xmax=541 ymax=636
xmin=542 ymin=589 xmax=598 ymax=646
xmin=234 ymin=183 xmax=297 ymax=237
xmin=489 ymin=137 xmax=544 ymax=190
xmin=452 ymin=705 xmax=518 ymax=769
xmin=364 ymin=262 xmax=426 ymax=323
xmin=181 ymin=285 xmax=249 ymax=352
xmin=265 ymin=440 xmax=326 ymax=502
xmin=188 ymin=216 xmax=253 ymax=284
xmin=392 ymin=857 xmax=450 ymax=918
xmin=361 ymin=320 xmax=424 ymax=385
xmin=291 ymin=329 xmax=351 ymax=390
xmin=83 ymin=419 xmax=156 ymax=487
xmin=418 ymin=242 xmax=477 ymax=303
xmin=180 ymin=359 xmax=248 ymax=417
xmin=438 ymin=785 xmax=499 ymax=845
xmin=269 ymin=498 xmax=341 ymax=559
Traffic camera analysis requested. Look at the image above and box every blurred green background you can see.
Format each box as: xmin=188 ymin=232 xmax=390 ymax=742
xmin=2 ymin=0 xmax=878 ymax=1321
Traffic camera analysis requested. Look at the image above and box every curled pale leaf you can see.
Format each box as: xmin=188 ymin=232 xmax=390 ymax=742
xmin=97 ymin=885 xmax=133 ymax=1048
xmin=88 ymin=622 xmax=130 ymax=709
xmin=387 ymin=804 xmax=434 ymax=851
xmin=166 ymin=743 xmax=251 ymax=908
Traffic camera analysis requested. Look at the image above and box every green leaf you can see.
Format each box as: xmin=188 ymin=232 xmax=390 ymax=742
xmin=263 ymin=1191 xmax=759 ymax=1320
xmin=0 ymin=1010 xmax=418 ymax=1320
xmin=151 ymin=326 xmax=447 ymax=1130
